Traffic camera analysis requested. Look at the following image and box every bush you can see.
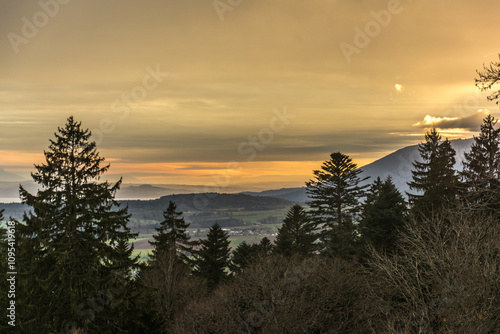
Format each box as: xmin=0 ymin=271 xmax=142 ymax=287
xmin=173 ymin=255 xmax=385 ymax=333
xmin=369 ymin=208 xmax=500 ymax=333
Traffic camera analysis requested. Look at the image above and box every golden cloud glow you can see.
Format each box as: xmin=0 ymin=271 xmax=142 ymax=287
xmin=2 ymin=1 xmax=500 ymax=191
xmin=413 ymin=115 xmax=459 ymax=127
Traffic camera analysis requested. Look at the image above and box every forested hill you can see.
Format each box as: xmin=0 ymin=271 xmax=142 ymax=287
xmin=123 ymin=193 xmax=293 ymax=213
xmin=0 ymin=193 xmax=293 ymax=222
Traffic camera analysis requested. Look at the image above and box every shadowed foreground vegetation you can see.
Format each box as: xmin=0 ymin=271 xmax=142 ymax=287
xmin=170 ymin=208 xmax=500 ymax=334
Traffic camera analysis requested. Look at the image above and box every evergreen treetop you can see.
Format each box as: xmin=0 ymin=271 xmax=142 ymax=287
xmin=360 ymin=176 xmax=407 ymax=254
xmin=306 ymin=152 xmax=368 ymax=257
xmin=275 ymin=204 xmax=317 ymax=257
xmin=193 ymin=223 xmax=231 ymax=290
xmin=149 ymin=200 xmax=195 ymax=264
xmin=460 ymin=114 xmax=500 ymax=206
xmin=408 ymin=128 xmax=458 ymax=216
xmin=306 ymin=152 xmax=368 ymax=227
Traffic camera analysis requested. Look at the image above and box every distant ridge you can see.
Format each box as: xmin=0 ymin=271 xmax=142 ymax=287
xmin=0 ymin=138 xmax=476 ymax=203
xmin=0 ymin=192 xmax=293 ymax=222
xmin=123 ymin=192 xmax=293 ymax=212
xmin=358 ymin=138 xmax=474 ymax=196
xmin=115 ymin=184 xmax=175 ymax=199
xmin=242 ymin=187 xmax=308 ymax=204
xmin=243 ymin=138 xmax=475 ymax=201
xmin=121 ymin=193 xmax=293 ymax=223
xmin=0 ymin=168 xmax=26 ymax=182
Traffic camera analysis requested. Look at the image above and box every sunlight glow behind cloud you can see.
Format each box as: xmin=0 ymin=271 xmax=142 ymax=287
xmin=413 ymin=115 xmax=460 ymax=127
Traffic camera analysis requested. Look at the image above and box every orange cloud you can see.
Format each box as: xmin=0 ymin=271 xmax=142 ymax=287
xmin=0 ymin=150 xmax=44 ymax=166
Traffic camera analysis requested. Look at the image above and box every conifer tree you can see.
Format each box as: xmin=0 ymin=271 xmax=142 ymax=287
xmin=16 ymin=116 xmax=138 ymax=333
xmin=148 ymin=200 xmax=195 ymax=264
xmin=408 ymin=128 xmax=459 ymax=216
xmin=460 ymin=114 xmax=500 ymax=210
xmin=231 ymin=241 xmax=256 ymax=273
xmin=231 ymin=241 xmax=261 ymax=273
xmin=363 ymin=177 xmax=384 ymax=208
xmin=258 ymin=237 xmax=274 ymax=256
xmin=141 ymin=200 xmax=197 ymax=328
xmin=360 ymin=176 xmax=407 ymax=253
xmin=306 ymin=152 xmax=368 ymax=257
xmin=231 ymin=237 xmax=274 ymax=273
xmin=275 ymin=204 xmax=317 ymax=257
xmin=193 ymin=223 xmax=231 ymax=290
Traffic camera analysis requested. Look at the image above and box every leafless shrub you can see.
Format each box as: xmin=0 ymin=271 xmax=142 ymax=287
xmin=369 ymin=207 xmax=500 ymax=333
xmin=172 ymin=255 xmax=385 ymax=334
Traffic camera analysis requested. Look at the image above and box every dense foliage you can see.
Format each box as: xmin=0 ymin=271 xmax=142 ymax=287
xmin=192 ymin=223 xmax=232 ymax=290
xmin=360 ymin=176 xmax=407 ymax=254
xmin=16 ymin=117 xmax=138 ymax=332
xmin=275 ymin=204 xmax=317 ymax=256
xmin=148 ymin=200 xmax=195 ymax=263
xmin=306 ymin=152 xmax=368 ymax=257
xmin=461 ymin=114 xmax=500 ymax=213
xmin=407 ymin=128 xmax=459 ymax=216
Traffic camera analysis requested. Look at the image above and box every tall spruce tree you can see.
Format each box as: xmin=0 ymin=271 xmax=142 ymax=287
xmin=193 ymin=223 xmax=231 ymax=290
xmin=408 ymin=128 xmax=459 ymax=216
xmin=306 ymin=152 xmax=368 ymax=257
xmin=360 ymin=176 xmax=407 ymax=254
xmin=148 ymin=200 xmax=195 ymax=263
xmin=16 ymin=116 xmax=138 ymax=333
xmin=460 ymin=114 xmax=500 ymax=209
xmin=275 ymin=204 xmax=317 ymax=257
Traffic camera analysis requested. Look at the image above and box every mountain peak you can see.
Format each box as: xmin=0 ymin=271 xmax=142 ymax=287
xmin=0 ymin=168 xmax=26 ymax=182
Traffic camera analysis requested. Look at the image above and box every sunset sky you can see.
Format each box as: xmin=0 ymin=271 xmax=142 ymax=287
xmin=1 ymin=0 xmax=500 ymax=191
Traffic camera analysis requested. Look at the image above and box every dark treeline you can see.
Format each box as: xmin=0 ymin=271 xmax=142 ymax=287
xmin=2 ymin=59 xmax=500 ymax=333
xmin=125 ymin=193 xmax=292 ymax=213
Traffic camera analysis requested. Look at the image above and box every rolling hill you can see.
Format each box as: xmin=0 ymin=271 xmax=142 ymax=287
xmin=123 ymin=193 xmax=292 ymax=217
xmin=242 ymin=187 xmax=308 ymax=203
xmin=0 ymin=193 xmax=293 ymax=232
